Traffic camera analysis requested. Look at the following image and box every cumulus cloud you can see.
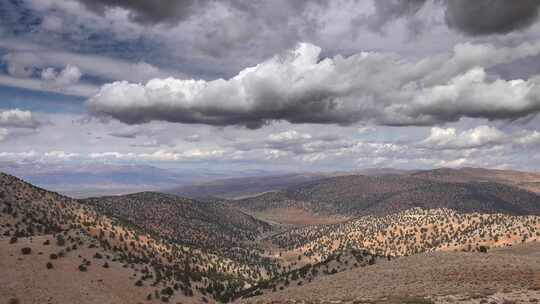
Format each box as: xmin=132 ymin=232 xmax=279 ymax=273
xmin=513 ymin=130 xmax=540 ymax=146
xmin=88 ymin=41 xmax=540 ymax=128
xmin=232 ymin=129 xmax=351 ymax=157
xmin=0 ymin=109 xmax=42 ymax=129
xmin=41 ymin=64 xmax=82 ymax=86
xmin=422 ymin=125 xmax=506 ymax=149
xmin=39 ymin=64 xmax=84 ymax=94
xmin=267 ymin=130 xmax=312 ymax=142
xmin=44 ymin=150 xmax=80 ymax=159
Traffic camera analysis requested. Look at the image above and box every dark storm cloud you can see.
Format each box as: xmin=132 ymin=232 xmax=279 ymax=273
xmin=360 ymin=0 xmax=540 ymax=36
xmin=74 ymin=0 xmax=325 ymax=26
xmin=75 ymin=0 xmax=202 ymax=25
xmin=445 ymin=0 xmax=540 ymax=36
xmin=74 ymin=0 xmax=540 ymax=37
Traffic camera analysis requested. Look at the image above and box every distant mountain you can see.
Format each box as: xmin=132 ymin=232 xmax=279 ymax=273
xmin=0 ymin=162 xmax=284 ymax=198
xmin=411 ymin=167 xmax=540 ymax=194
xmin=165 ymin=168 xmax=413 ymax=200
xmin=232 ymin=169 xmax=540 ymax=223
xmin=0 ymin=163 xmax=190 ymax=197
xmin=165 ymin=173 xmax=329 ymax=199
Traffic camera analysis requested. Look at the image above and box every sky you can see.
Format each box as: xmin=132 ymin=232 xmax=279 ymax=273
xmin=1 ymin=0 xmax=540 ymax=173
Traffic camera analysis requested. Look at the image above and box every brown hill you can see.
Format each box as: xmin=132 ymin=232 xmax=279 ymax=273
xmin=0 ymin=172 xmax=274 ymax=303
xmin=270 ymin=208 xmax=540 ymax=260
xmin=237 ymin=208 xmax=540 ymax=303
xmin=411 ymin=167 xmax=540 ymax=194
xmin=165 ymin=173 xmax=329 ymax=200
xmin=80 ymin=192 xmax=275 ymax=270
xmin=81 ymin=192 xmax=271 ymax=248
xmin=232 ymin=172 xmax=540 ymax=224
xmin=238 ymin=242 xmax=540 ymax=304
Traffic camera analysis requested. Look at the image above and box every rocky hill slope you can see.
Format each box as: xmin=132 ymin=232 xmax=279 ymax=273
xmin=232 ymin=172 xmax=540 ymax=224
xmin=0 ymin=172 xmax=274 ymax=303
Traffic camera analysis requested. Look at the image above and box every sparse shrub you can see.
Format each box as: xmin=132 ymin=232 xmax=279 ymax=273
xmin=21 ymin=247 xmax=31 ymax=255
xmin=46 ymin=262 xmax=53 ymax=269
xmin=8 ymin=298 xmax=19 ymax=304
xmin=78 ymin=264 xmax=87 ymax=272
xmin=56 ymin=235 xmax=65 ymax=246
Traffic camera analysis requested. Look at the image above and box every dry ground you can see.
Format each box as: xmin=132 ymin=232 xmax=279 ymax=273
xmin=254 ymin=207 xmax=350 ymax=226
xmin=0 ymin=235 xmax=204 ymax=304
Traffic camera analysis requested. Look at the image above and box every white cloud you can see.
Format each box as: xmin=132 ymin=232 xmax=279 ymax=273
xmin=41 ymin=64 xmax=82 ymax=86
xmin=267 ymin=130 xmax=312 ymax=142
xmin=435 ymin=158 xmax=469 ymax=168
xmin=88 ymin=40 xmax=540 ymax=128
xmin=422 ymin=125 xmax=506 ymax=149
xmin=0 ymin=109 xmax=42 ymax=129
xmin=44 ymin=150 xmax=80 ymax=159
xmin=514 ymin=130 xmax=540 ymax=146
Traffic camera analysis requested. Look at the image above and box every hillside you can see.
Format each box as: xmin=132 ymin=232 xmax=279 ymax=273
xmin=238 ymin=242 xmax=540 ymax=304
xmin=0 ymin=172 xmax=276 ymax=303
xmin=411 ymin=167 xmax=540 ymax=194
xmin=3 ymin=169 xmax=540 ymax=304
xmin=238 ymin=207 xmax=540 ymax=303
xmin=270 ymin=208 xmax=540 ymax=260
xmin=81 ymin=192 xmax=272 ymax=262
xmin=232 ymin=172 xmax=540 ymax=224
xmin=165 ymin=173 xmax=328 ymax=200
